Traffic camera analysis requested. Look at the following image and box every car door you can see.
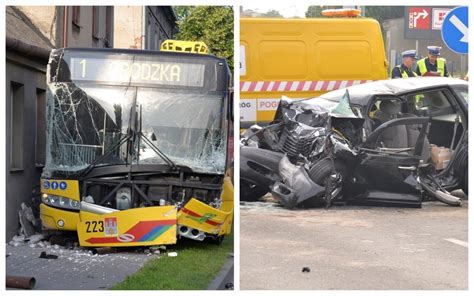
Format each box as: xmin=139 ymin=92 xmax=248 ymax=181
xmin=354 ymin=117 xmax=430 ymax=203
xmin=404 ymin=85 xmax=467 ymax=189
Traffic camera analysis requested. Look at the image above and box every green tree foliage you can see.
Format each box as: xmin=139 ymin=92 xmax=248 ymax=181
xmin=305 ymin=5 xmax=403 ymax=23
xmin=365 ymin=6 xmax=404 ymax=26
xmin=175 ymin=6 xmax=234 ymax=70
xmin=305 ymin=6 xmax=404 ymax=38
xmin=365 ymin=6 xmax=404 ymax=38
xmin=305 ymin=6 xmax=342 ymax=18
xmin=260 ymin=9 xmax=283 ymax=18
xmin=173 ymin=6 xmax=193 ymax=21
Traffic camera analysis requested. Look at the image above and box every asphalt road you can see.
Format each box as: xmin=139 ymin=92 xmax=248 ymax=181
xmin=208 ymin=255 xmax=234 ymax=290
xmin=240 ymin=192 xmax=468 ymax=290
xmin=7 ymin=234 xmax=233 ymax=290
xmin=6 ymin=238 xmax=153 ymax=290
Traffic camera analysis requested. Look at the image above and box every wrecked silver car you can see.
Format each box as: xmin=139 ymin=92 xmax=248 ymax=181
xmin=241 ymin=77 xmax=468 ymax=209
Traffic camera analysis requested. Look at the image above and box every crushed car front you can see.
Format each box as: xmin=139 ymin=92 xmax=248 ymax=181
xmin=241 ymin=78 xmax=467 ymax=209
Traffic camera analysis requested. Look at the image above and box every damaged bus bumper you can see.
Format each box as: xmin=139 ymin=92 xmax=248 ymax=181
xmin=40 ymin=177 xmax=234 ymax=247
xmin=40 ymin=198 xmax=233 ymax=247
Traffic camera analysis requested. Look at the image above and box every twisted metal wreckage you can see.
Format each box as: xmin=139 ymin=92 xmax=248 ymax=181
xmin=241 ymin=79 xmax=468 ymax=209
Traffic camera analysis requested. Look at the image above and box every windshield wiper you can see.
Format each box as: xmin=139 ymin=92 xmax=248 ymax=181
xmin=79 ymin=133 xmax=131 ymax=177
xmin=80 ymin=89 xmax=179 ymax=177
xmin=135 ymin=104 xmax=178 ymax=170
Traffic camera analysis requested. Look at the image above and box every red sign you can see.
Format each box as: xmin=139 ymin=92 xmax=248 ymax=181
xmin=408 ymin=7 xmax=430 ymax=30
xmin=104 ymin=217 xmax=118 ymax=236
xmin=432 ymin=8 xmax=451 ymax=30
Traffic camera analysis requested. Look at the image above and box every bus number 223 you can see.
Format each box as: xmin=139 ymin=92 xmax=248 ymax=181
xmin=85 ymin=221 xmax=104 ymax=233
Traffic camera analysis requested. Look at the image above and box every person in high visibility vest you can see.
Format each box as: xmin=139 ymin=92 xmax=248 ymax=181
xmin=415 ymin=46 xmax=450 ymax=77
xmin=391 ymin=50 xmax=418 ymax=79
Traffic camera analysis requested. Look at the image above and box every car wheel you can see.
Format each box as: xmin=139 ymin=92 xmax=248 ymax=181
xmin=308 ymin=157 xmax=346 ymax=186
xmin=462 ymin=167 xmax=468 ymax=196
xmin=240 ymin=180 xmax=268 ymax=201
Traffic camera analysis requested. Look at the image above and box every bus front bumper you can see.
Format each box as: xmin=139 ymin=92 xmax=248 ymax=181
xmin=39 ymin=198 xmax=233 ymax=247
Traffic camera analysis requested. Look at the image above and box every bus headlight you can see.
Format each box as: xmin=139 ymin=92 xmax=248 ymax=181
xmin=42 ymin=193 xmax=80 ymax=210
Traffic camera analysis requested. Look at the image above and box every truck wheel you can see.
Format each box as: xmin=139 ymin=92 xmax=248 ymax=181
xmin=240 ymin=180 xmax=268 ymax=201
xmin=462 ymin=167 xmax=468 ymax=196
xmin=308 ymin=158 xmax=346 ymax=186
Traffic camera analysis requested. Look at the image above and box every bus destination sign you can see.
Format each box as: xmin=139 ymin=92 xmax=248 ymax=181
xmin=69 ymin=57 xmax=206 ymax=87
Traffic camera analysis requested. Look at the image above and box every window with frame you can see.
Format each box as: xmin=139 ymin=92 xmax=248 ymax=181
xmin=406 ymin=89 xmax=456 ymax=117
xmin=92 ymin=7 xmax=99 ymax=39
xmin=154 ymin=25 xmax=159 ymax=50
xmin=405 ymin=88 xmax=465 ymax=156
xmin=10 ymin=82 xmax=24 ymax=171
xmin=72 ymin=6 xmax=81 ymax=28
xmin=105 ymin=6 xmax=113 ymax=47
xmin=146 ymin=19 xmax=151 ymax=49
xmin=36 ymin=88 xmax=46 ymax=167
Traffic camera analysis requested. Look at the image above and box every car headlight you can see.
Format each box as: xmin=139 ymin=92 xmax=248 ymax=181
xmin=42 ymin=194 xmax=80 ymax=210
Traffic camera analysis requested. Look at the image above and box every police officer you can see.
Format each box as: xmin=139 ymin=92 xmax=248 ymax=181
xmin=391 ymin=50 xmax=418 ymax=78
xmin=415 ymin=46 xmax=449 ymax=77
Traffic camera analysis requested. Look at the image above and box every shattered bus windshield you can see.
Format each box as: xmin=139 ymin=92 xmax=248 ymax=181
xmin=45 ymin=49 xmax=228 ymax=175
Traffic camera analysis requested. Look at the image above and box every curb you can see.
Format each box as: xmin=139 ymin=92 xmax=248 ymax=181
xmin=207 ymin=254 xmax=234 ymax=290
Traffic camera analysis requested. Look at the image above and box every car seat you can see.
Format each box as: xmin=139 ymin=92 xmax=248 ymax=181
xmin=374 ymin=100 xmax=430 ymax=161
xmin=375 ymin=100 xmax=408 ymax=148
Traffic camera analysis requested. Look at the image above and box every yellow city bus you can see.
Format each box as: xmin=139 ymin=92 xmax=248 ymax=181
xmin=240 ymin=15 xmax=388 ymax=128
xmin=40 ymin=45 xmax=233 ymax=247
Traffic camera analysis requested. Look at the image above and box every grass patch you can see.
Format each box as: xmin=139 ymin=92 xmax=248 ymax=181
xmin=111 ymin=230 xmax=233 ymax=290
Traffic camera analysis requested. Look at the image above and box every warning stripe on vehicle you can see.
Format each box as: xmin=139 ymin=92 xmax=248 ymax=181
xmin=240 ymin=80 xmax=373 ymax=92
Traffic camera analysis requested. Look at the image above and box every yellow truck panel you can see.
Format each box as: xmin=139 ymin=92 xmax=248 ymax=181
xmin=240 ymin=17 xmax=389 ymax=127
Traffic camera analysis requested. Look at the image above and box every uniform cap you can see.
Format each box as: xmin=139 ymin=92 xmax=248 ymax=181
xmin=427 ymin=46 xmax=441 ymax=56
xmin=401 ymin=49 xmax=417 ymax=59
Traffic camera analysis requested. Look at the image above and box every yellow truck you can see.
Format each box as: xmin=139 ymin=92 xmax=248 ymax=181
xmin=240 ymin=13 xmax=388 ymax=127
xmin=40 ymin=41 xmax=233 ymax=247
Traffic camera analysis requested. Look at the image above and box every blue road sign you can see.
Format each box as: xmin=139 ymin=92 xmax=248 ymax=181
xmin=441 ymin=6 xmax=468 ymax=54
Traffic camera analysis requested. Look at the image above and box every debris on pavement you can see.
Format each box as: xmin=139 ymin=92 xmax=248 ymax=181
xmin=6 ymin=275 xmax=36 ymax=290
xmin=28 ymin=234 xmax=45 ymax=244
xmin=167 ymin=252 xmax=178 ymax=257
xmin=18 ymin=203 xmax=36 ymax=237
xmin=225 ymin=282 xmax=234 ymax=290
xmin=39 ymin=251 xmax=58 ymax=259
xmin=90 ymin=247 xmax=116 ymax=255
xmin=6 ymin=234 xmax=155 ymax=289
xmin=302 ymin=267 xmax=311 ymax=273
